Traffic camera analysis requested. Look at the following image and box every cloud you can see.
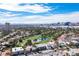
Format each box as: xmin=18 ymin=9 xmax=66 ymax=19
xmin=0 ymin=0 xmax=41 ymax=4
xmin=1 ymin=0 xmax=77 ymax=3
xmin=0 ymin=2 xmax=79 ymax=24
xmin=0 ymin=12 xmax=79 ymax=24
xmin=0 ymin=3 xmax=51 ymax=13
xmin=0 ymin=0 xmax=57 ymax=4
xmin=0 ymin=12 xmax=22 ymax=18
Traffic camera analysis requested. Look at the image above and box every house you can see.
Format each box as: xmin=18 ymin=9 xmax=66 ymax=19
xmin=1 ymin=42 xmax=9 ymax=46
xmin=36 ymin=44 xmax=48 ymax=51
xmin=24 ymin=45 xmax=33 ymax=55
xmin=69 ymin=48 xmax=79 ymax=56
xmin=11 ymin=47 xmax=24 ymax=56
xmin=1 ymin=48 xmax=11 ymax=56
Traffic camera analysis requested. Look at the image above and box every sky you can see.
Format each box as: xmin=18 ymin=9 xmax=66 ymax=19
xmin=0 ymin=0 xmax=79 ymax=24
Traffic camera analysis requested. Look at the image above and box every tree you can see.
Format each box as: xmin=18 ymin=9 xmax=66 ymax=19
xmin=19 ymin=39 xmax=22 ymax=42
xmin=26 ymin=40 xmax=32 ymax=46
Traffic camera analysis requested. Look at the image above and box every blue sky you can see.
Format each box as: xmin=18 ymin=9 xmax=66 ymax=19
xmin=0 ymin=1 xmax=79 ymax=24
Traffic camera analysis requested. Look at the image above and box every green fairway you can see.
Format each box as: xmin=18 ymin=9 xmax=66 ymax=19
xmin=16 ymin=35 xmax=41 ymax=47
xmin=16 ymin=29 xmax=64 ymax=47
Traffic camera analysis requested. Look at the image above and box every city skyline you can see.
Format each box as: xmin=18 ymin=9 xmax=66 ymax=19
xmin=0 ymin=2 xmax=79 ymax=24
